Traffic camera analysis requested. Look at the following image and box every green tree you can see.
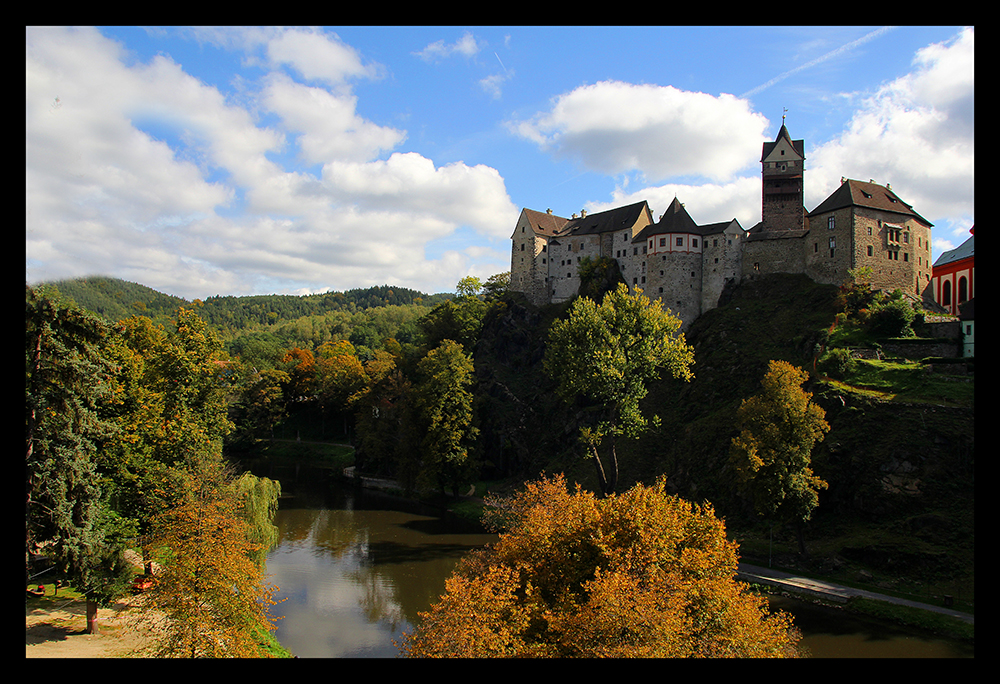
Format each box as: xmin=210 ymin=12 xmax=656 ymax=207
xmin=418 ymin=297 xmax=488 ymax=351
xmin=544 ymin=284 xmax=695 ymax=496
xmin=481 ymin=271 xmax=510 ymax=301
xmin=25 ymin=286 xmax=136 ymax=632
xmin=400 ymin=474 xmax=801 ymax=658
xmin=414 ymin=340 xmax=479 ymax=496
xmin=729 ymin=360 xmax=830 ymax=555
xmin=231 ymin=472 xmax=282 ymax=570
xmin=455 ymin=275 xmax=483 ymax=298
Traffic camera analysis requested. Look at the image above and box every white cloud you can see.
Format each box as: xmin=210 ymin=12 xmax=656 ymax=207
xmin=262 ymin=73 xmax=406 ymax=164
xmin=265 ymin=27 xmax=379 ymax=84
xmin=413 ymin=31 xmax=481 ymax=62
xmin=26 ymin=26 xmax=516 ymax=299
xmin=320 ymin=152 xmax=520 ymax=239
xmin=510 ymin=81 xmax=770 ymax=183
xmin=591 ymin=177 xmax=763 ymax=230
xmin=808 ymin=27 xmax=973 ymax=226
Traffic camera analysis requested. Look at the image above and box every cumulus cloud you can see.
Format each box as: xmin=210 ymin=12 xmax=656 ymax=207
xmin=26 ymin=26 xmax=516 ymax=299
xmin=510 ymin=81 xmax=770 ymax=182
xmin=262 ymin=73 xmax=406 ymax=164
xmin=808 ymin=27 xmax=973 ymax=230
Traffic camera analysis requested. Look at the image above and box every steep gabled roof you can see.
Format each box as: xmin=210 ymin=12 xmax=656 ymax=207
xmin=522 ymin=208 xmax=570 ymax=237
xmin=760 ymin=124 xmax=804 ymax=161
xmin=809 ymin=179 xmax=933 ymax=227
xmin=560 ymin=200 xmax=652 ymax=237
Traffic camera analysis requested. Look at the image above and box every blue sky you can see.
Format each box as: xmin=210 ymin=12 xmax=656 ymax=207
xmin=26 ymin=26 xmax=973 ymax=299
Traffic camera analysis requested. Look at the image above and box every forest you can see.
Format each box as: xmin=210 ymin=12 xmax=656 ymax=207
xmin=26 ymin=267 xmax=974 ymax=656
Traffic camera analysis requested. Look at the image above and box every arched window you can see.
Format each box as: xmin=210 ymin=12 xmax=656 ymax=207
xmin=942 ymin=280 xmax=952 ymax=307
xmin=958 ymin=276 xmax=968 ymax=304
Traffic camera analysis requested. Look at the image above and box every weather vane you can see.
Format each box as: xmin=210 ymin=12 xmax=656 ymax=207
xmin=782 ymin=107 xmax=788 ymax=125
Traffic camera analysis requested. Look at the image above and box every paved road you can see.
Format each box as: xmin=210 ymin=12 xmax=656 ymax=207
xmin=737 ymin=563 xmax=974 ymax=624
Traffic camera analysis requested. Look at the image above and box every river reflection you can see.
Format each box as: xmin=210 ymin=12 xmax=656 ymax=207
xmin=264 ymin=481 xmax=971 ymax=659
xmin=264 ymin=486 xmax=497 ymax=658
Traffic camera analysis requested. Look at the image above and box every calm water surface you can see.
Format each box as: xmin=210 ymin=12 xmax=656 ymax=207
xmin=265 ymin=484 xmax=497 ymax=658
xmin=265 ymin=481 xmax=972 ymax=658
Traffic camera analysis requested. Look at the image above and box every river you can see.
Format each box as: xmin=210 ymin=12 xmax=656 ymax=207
xmin=263 ymin=478 xmax=972 ymax=658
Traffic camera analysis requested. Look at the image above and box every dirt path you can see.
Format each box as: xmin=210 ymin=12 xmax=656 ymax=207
xmin=25 ymin=594 xmax=156 ymax=658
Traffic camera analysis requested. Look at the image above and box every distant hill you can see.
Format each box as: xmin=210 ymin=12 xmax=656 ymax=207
xmin=38 ymin=276 xmax=190 ymax=325
xmin=35 ymin=277 xmax=453 ymax=344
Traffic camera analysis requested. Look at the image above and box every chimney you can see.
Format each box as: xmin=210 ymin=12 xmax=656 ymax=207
xmin=581 ymin=209 xmax=587 ymax=218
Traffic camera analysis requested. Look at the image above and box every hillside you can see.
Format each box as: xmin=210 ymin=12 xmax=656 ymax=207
xmin=471 ymin=274 xmax=973 ymax=603
xmin=37 ymin=276 xmax=452 ymax=350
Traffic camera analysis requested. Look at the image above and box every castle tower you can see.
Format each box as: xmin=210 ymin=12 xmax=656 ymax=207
xmin=760 ymin=123 xmax=805 ymax=232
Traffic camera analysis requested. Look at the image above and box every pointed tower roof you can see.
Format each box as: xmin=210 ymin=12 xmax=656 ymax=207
xmin=761 ymin=124 xmax=805 ymax=161
xmin=633 ymin=197 xmax=700 ymax=242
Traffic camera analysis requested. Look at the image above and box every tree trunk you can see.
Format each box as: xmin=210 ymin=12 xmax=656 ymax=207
xmin=590 ymin=443 xmax=618 ymax=498
xmin=795 ymin=520 xmax=808 ymax=556
xmin=86 ymin=600 xmax=100 ymax=635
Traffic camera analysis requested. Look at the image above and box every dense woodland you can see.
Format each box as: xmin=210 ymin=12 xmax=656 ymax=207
xmin=27 ymin=268 xmax=974 ymax=655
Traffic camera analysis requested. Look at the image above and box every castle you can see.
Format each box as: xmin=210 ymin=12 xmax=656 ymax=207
xmin=510 ymin=124 xmax=935 ymax=329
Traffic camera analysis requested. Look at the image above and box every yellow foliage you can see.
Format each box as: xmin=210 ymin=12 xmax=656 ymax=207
xmin=137 ymin=480 xmax=282 ymax=658
xmin=400 ymin=474 xmax=801 ymax=658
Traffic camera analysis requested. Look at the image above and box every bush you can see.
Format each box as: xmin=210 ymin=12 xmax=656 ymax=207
xmin=818 ymin=348 xmax=857 ymax=379
xmin=867 ymin=294 xmax=917 ymax=338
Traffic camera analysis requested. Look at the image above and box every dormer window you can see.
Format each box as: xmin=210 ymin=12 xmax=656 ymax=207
xmin=861 ymin=190 xmax=872 ymax=199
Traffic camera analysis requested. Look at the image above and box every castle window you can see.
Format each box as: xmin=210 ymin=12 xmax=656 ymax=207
xmin=693 ymin=239 xmax=699 ymax=248
xmin=958 ymin=277 xmax=967 ymax=303
xmin=942 ymin=280 xmax=952 ymax=305
xmin=867 ymin=246 xmax=873 ymax=256
xmin=676 ymin=237 xmax=683 ymax=247
xmin=713 ymin=239 xmax=718 ymax=247
xmin=828 ymin=217 xmax=835 ymax=230
xmin=903 ymin=253 xmax=909 ymax=262
xmin=868 ymin=226 xmax=872 ymax=235
xmin=634 ymin=247 xmax=639 ymax=255
xmin=814 ymin=243 xmax=818 ymax=253
xmin=521 ymin=244 xmax=525 ymax=251
xmin=660 ymin=238 xmax=666 ymax=247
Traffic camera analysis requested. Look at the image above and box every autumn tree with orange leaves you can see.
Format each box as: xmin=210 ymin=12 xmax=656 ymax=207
xmin=399 ymin=474 xmax=802 ymax=658
xmin=137 ymin=467 xmax=282 ymax=658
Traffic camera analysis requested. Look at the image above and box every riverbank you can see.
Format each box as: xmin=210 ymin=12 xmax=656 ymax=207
xmin=26 ymin=592 xmax=154 ymax=658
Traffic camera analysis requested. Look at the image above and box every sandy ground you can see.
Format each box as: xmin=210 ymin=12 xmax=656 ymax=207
xmin=25 ymin=592 xmax=157 ymax=658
